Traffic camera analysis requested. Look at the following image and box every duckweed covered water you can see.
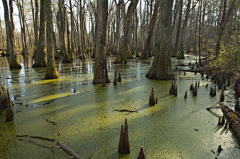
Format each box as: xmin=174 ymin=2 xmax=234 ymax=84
xmin=0 ymin=55 xmax=239 ymax=159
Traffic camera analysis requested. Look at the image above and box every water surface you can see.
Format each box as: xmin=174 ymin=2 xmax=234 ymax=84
xmin=0 ymin=55 xmax=239 ymax=159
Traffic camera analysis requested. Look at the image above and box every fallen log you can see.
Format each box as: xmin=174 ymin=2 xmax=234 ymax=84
xmin=206 ymin=105 xmax=224 ymax=111
xmin=57 ymin=141 xmax=83 ymax=159
xmin=221 ymin=107 xmax=240 ymax=141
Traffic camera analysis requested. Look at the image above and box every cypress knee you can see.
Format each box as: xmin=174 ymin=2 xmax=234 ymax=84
xmin=210 ymin=87 xmax=213 ymax=96
xmin=192 ymin=83 xmax=197 ymax=96
xmin=118 ymin=119 xmax=130 ymax=154
xmin=220 ymin=90 xmax=224 ymax=102
xmin=184 ymin=91 xmax=187 ymax=99
xmin=190 ymin=83 xmax=193 ymax=91
xmin=137 ymin=146 xmax=146 ymax=159
xmin=174 ymin=85 xmax=177 ymax=96
xmin=206 ymin=84 xmax=208 ymax=89
xmin=149 ymin=87 xmax=156 ymax=106
xmin=118 ymin=72 xmax=122 ymax=82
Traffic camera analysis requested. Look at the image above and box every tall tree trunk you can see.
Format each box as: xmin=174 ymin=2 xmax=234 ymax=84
xmin=146 ymin=0 xmax=174 ymax=80
xmin=93 ymin=0 xmax=110 ymax=84
xmin=45 ymin=0 xmax=59 ymax=79
xmin=31 ymin=0 xmax=39 ymax=49
xmin=2 ymin=0 xmax=21 ymax=68
xmin=69 ymin=0 xmax=75 ymax=60
xmin=178 ymin=0 xmax=192 ymax=59
xmin=140 ymin=0 xmax=160 ymax=59
xmin=114 ymin=0 xmax=139 ymax=64
xmin=173 ymin=0 xmax=183 ymax=57
xmin=57 ymin=0 xmax=71 ymax=63
xmin=134 ymin=9 xmax=140 ymax=57
xmin=198 ymin=0 xmax=202 ymax=63
xmin=114 ymin=0 xmax=121 ymax=55
xmin=0 ymin=19 xmax=4 ymax=53
xmin=33 ymin=0 xmax=46 ymax=67
xmin=16 ymin=0 xmax=28 ymax=55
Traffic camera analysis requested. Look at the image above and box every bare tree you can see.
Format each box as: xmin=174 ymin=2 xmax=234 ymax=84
xmin=33 ymin=0 xmax=46 ymax=67
xmin=2 ymin=0 xmax=21 ymax=68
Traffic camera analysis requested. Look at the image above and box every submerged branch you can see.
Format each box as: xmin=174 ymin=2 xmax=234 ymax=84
xmin=57 ymin=141 xmax=83 ymax=159
xmin=114 ymin=109 xmax=138 ymax=113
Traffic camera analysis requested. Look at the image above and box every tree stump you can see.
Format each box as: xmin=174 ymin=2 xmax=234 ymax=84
xmin=114 ymin=69 xmax=117 ymax=85
xmin=118 ymin=72 xmax=122 ymax=82
xmin=137 ymin=146 xmax=146 ymax=159
xmin=118 ymin=119 xmax=130 ymax=154
xmin=149 ymin=87 xmax=156 ymax=106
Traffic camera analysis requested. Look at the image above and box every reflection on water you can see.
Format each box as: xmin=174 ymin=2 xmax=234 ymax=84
xmin=0 ymin=54 xmax=239 ymax=159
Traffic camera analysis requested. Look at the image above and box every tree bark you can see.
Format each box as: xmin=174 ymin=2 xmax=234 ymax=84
xmin=57 ymin=0 xmax=71 ymax=63
xmin=33 ymin=0 xmax=46 ymax=67
xmin=140 ymin=0 xmax=160 ymax=59
xmin=173 ymin=0 xmax=183 ymax=57
xmin=45 ymin=0 xmax=59 ymax=79
xmin=2 ymin=0 xmax=21 ymax=68
xmin=93 ymin=0 xmax=110 ymax=84
xmin=146 ymin=0 xmax=174 ymax=80
xmin=177 ymin=0 xmax=191 ymax=59
xmin=114 ymin=0 xmax=139 ymax=64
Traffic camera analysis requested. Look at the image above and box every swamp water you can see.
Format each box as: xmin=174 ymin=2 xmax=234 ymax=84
xmin=0 ymin=55 xmax=239 ymax=159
